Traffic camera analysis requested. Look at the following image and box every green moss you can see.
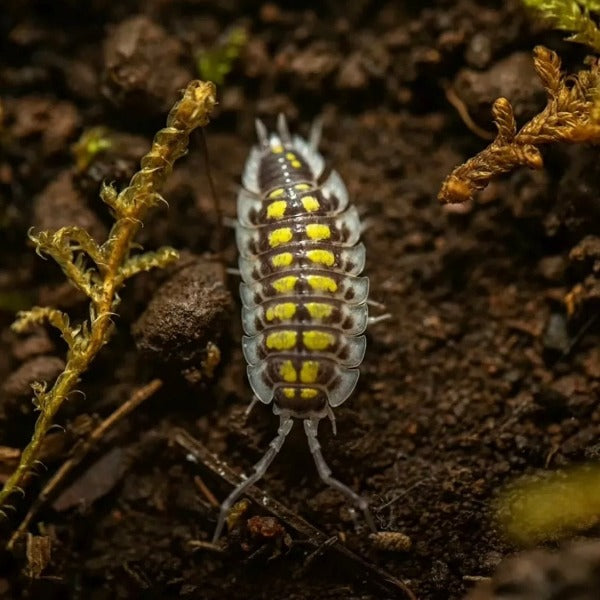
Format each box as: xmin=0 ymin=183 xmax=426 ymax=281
xmin=522 ymin=0 xmax=600 ymax=52
xmin=71 ymin=126 xmax=113 ymax=172
xmin=196 ymin=26 xmax=247 ymax=85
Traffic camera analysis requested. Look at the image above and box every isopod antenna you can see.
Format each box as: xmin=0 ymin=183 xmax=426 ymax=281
xmin=255 ymin=118 xmax=269 ymax=149
xmin=213 ymin=414 xmax=294 ymax=542
xmin=277 ymin=113 xmax=292 ymax=144
xmin=304 ymin=418 xmax=377 ymax=533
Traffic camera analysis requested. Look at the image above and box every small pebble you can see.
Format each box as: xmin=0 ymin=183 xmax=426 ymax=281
xmin=542 ymin=313 xmax=569 ymax=354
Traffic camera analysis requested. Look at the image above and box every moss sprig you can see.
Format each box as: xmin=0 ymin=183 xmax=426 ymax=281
xmin=0 ymin=80 xmax=216 ymax=512
xmin=522 ymin=0 xmax=600 ymax=52
xmin=438 ymin=46 xmax=600 ymax=205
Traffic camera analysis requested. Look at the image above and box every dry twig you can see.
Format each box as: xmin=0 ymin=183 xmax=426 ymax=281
xmin=7 ymin=379 xmax=163 ymax=548
xmin=171 ymin=428 xmax=416 ymax=599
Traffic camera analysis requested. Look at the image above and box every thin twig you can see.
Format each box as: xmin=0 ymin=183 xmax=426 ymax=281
xmin=444 ymin=84 xmax=496 ymax=140
xmin=559 ymin=313 xmax=599 ymax=362
xmin=188 ymin=539 xmax=224 ymax=553
xmin=298 ymin=535 xmax=338 ymax=575
xmin=193 ymin=474 xmax=219 ymax=508
xmin=171 ymin=428 xmax=416 ymax=599
xmin=8 ymin=379 xmax=163 ymax=549
xmin=197 ymin=129 xmax=224 ymax=258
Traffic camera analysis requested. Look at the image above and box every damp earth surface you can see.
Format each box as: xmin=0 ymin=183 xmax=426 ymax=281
xmin=1 ymin=1 xmax=599 ymax=599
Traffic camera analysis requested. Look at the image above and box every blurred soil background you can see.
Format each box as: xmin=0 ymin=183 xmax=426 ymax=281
xmin=1 ymin=1 xmax=599 ymax=598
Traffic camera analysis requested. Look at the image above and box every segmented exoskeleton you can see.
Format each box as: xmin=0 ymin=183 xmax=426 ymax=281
xmin=213 ymin=115 xmax=380 ymax=540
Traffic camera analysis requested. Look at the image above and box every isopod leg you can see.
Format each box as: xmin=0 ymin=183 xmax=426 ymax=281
xmin=244 ymin=396 xmax=258 ymax=417
xmin=367 ymin=299 xmax=391 ymax=326
xmin=212 ymin=415 xmax=294 ymax=542
xmin=368 ymin=314 xmax=392 ymax=326
xmin=304 ymin=418 xmax=376 ymax=533
xmin=309 ymin=116 xmax=324 ymax=150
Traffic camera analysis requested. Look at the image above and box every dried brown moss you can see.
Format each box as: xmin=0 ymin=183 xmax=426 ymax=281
xmin=439 ymin=46 xmax=600 ymax=206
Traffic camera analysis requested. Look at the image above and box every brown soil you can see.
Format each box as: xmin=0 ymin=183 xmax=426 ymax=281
xmin=1 ymin=1 xmax=599 ymax=599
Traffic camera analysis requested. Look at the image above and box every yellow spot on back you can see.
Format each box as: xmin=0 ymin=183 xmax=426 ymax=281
xmin=285 ymin=152 xmax=296 ymax=160
xmin=279 ymin=360 xmax=297 ymax=382
xmin=282 ymin=387 xmax=296 ymax=398
xmin=306 ymin=223 xmax=331 ymax=240
xmin=306 ymin=249 xmax=335 ymax=266
xmin=266 ymin=302 xmax=297 ymax=321
xmin=267 ymin=200 xmax=287 ymax=219
xmin=301 ymin=388 xmax=319 ymax=399
xmin=268 ymin=227 xmax=293 ymax=248
xmin=300 ymin=361 xmax=319 ymax=383
xmin=268 ymin=187 xmax=285 ymax=198
xmin=266 ymin=330 xmax=297 ymax=350
xmin=272 ymin=275 xmax=298 ymax=294
xmin=272 ymin=145 xmax=284 ymax=153
xmin=271 ymin=252 xmax=293 ymax=268
xmin=303 ymin=330 xmax=335 ymax=351
xmin=291 ymin=160 xmax=302 ymax=168
xmin=307 ymin=275 xmax=337 ymax=293
xmin=305 ymin=302 xmax=334 ymax=319
xmin=301 ymin=196 xmax=320 ymax=212
xmin=295 ymin=183 xmax=311 ymax=191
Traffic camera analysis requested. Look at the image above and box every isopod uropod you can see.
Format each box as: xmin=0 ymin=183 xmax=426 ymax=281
xmin=213 ymin=115 xmax=382 ymax=541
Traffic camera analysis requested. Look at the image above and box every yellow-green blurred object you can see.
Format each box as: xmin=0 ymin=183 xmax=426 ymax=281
xmin=522 ymin=0 xmax=600 ymax=53
xmin=0 ymin=290 xmax=34 ymax=313
xmin=496 ymin=463 xmax=600 ymax=545
xmin=196 ymin=26 xmax=247 ymax=85
xmin=71 ymin=126 xmax=113 ymax=172
xmin=579 ymin=0 xmax=600 ymax=11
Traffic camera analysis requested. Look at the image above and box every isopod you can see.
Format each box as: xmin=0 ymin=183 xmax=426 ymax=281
xmin=214 ymin=115 xmax=383 ymax=541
